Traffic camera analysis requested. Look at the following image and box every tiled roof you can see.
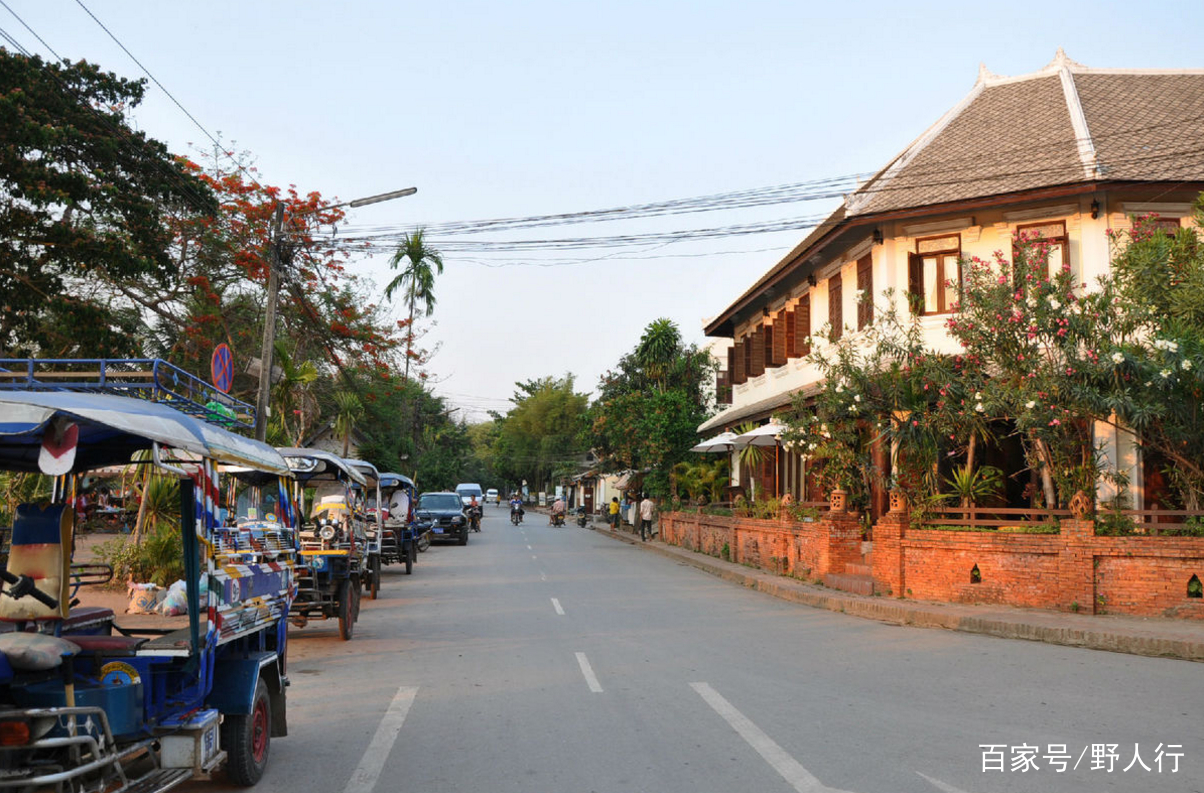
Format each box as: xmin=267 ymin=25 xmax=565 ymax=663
xmin=847 ymin=51 xmax=1204 ymax=217
xmin=1075 ymin=73 xmax=1204 ymax=182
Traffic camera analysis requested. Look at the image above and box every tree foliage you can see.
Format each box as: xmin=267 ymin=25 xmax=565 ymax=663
xmin=492 ymin=377 xmax=589 ymax=492
xmin=0 ymin=51 xmax=216 ymax=355
xmin=586 ymin=319 xmax=715 ymax=496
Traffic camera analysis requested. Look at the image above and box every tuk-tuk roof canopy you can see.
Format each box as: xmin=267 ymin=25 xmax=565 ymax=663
xmin=0 ymin=391 xmax=290 ymax=475
xmin=342 ymin=458 xmax=381 ymax=484
xmin=378 ymin=472 xmax=415 ymax=491
xmin=276 ymin=447 xmax=368 ymax=486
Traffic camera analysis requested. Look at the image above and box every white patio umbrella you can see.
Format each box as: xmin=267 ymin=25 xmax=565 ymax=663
xmin=733 ymin=421 xmax=787 ymax=497
xmin=731 ymin=421 xmax=786 ymax=448
xmin=689 ymin=431 xmax=738 ymax=453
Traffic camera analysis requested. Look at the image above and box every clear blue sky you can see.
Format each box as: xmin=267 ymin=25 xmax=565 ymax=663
xmin=8 ymin=1 xmax=1204 ymax=419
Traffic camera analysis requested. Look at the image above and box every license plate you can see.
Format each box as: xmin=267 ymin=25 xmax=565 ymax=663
xmin=433 ymin=527 xmax=443 ymax=534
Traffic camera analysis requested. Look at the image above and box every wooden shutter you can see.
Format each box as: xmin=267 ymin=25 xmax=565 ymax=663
xmin=750 ymin=326 xmax=766 ymax=376
xmin=796 ymin=295 xmax=811 ymax=356
xmin=733 ymin=340 xmax=747 ymax=385
xmin=716 ymin=370 xmax=731 ymax=404
xmin=856 ymin=254 xmax=873 ymax=330
xmin=770 ymin=311 xmax=787 ymax=366
xmin=784 ymin=310 xmax=796 ymax=358
xmin=828 ymin=275 xmax=843 ymax=341
xmin=907 ymin=253 xmax=923 ymax=314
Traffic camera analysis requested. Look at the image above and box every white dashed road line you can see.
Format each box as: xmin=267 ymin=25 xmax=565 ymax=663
xmin=575 ymin=652 xmax=603 ymax=693
xmin=342 ymin=685 xmax=418 ymax=793
xmin=551 ymin=597 xmax=564 ymax=615
xmin=690 ymin=682 xmax=852 ymax=793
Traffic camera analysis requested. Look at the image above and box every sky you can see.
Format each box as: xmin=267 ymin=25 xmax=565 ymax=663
xmin=5 ymin=1 xmax=1204 ymax=421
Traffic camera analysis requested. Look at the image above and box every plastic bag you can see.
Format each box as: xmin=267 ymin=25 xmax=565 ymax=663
xmin=157 ymin=580 xmax=189 ymax=616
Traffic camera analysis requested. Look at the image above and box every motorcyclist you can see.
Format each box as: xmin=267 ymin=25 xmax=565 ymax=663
xmin=550 ymin=496 xmax=566 ymax=526
xmin=509 ymin=494 xmax=524 ymax=523
xmin=468 ymin=495 xmax=481 ymax=531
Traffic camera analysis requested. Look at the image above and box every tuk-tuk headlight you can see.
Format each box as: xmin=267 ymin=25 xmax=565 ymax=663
xmin=319 ymin=524 xmax=337 ymax=541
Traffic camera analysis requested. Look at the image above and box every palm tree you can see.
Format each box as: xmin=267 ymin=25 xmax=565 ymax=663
xmin=734 ymin=421 xmax=766 ymax=500
xmin=636 ymin=318 xmax=681 ymax=391
xmin=332 ymin=390 xmax=364 ymax=457
xmin=384 ymin=229 xmax=444 ymax=382
xmin=271 ymin=340 xmax=319 ymax=445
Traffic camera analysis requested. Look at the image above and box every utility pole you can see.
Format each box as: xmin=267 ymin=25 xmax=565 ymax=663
xmin=255 ymin=203 xmax=285 ymax=442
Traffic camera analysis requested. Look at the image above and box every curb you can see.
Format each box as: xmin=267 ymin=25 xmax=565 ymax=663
xmin=597 ymin=528 xmax=1204 ymax=663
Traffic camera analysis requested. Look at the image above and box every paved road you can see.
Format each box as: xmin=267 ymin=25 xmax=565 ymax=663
xmin=190 ymin=507 xmax=1201 ymax=793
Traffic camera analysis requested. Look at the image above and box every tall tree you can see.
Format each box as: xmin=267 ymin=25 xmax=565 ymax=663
xmin=384 ymin=229 xmax=444 ymax=382
xmin=0 ymin=51 xmax=216 ymax=355
xmin=492 ymin=377 xmax=590 ymax=493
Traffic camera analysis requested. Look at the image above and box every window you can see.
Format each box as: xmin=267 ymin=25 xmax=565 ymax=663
xmin=828 ymin=275 xmax=843 ymax=341
xmin=856 ymin=254 xmax=873 ymax=329
xmin=795 ymin=294 xmax=811 ymax=355
xmin=769 ymin=310 xmax=788 ymax=366
xmin=908 ymin=234 xmax=961 ymax=315
xmin=1014 ymin=220 xmax=1068 ymax=283
xmin=749 ymin=326 xmax=766 ymax=377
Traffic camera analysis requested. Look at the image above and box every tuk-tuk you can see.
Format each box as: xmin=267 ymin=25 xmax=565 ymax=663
xmin=377 ymin=472 xmax=419 ymax=575
xmin=0 ymin=358 xmax=296 ymax=791
xmin=343 ymin=459 xmax=384 ymax=600
xmin=277 ymin=449 xmax=366 ymax=640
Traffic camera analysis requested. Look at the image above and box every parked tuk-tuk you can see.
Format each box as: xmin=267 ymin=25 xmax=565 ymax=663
xmin=0 ymin=358 xmax=296 ymax=791
xmin=277 ymin=449 xmax=366 ymax=640
xmin=343 ymin=459 xmax=384 ymax=600
xmin=377 ymin=472 xmax=419 ymax=575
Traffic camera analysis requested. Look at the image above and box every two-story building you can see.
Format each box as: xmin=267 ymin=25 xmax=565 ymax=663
xmin=701 ymin=51 xmax=1204 ymax=516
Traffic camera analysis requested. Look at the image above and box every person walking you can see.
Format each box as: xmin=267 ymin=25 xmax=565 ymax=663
xmin=638 ymin=493 xmax=655 ymax=541
xmin=607 ymin=497 xmax=620 ymax=531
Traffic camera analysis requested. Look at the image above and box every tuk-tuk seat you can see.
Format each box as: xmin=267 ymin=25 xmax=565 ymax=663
xmin=61 ymin=606 xmax=116 ymax=635
xmin=0 ymin=503 xmax=70 ymax=622
xmin=70 ymin=634 xmax=146 ymax=654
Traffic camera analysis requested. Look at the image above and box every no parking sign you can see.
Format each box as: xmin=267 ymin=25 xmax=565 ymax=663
xmin=211 ymin=343 xmax=234 ymax=393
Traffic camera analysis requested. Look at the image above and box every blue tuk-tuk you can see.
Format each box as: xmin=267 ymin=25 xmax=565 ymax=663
xmin=343 ymin=459 xmax=384 ymax=599
xmin=377 ymin=472 xmax=419 ymax=574
xmin=277 ymin=449 xmax=367 ymax=640
xmin=0 ymin=358 xmax=297 ymax=791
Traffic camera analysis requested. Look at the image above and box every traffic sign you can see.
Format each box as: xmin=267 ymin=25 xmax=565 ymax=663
xmin=211 ymin=344 xmax=234 ymax=393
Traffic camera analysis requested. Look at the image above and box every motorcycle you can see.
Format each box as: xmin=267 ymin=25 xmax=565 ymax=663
xmin=468 ymin=503 xmax=482 ymax=532
xmin=576 ymin=506 xmax=588 ymax=528
xmin=551 ymin=511 xmax=565 ymax=527
xmin=510 ymin=504 xmax=524 ymax=525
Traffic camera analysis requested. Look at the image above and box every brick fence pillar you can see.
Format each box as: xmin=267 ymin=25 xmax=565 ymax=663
xmin=819 ymin=510 xmax=862 ymax=576
xmin=1059 ymin=518 xmax=1096 ymax=613
xmin=872 ymin=510 xmax=906 ymax=596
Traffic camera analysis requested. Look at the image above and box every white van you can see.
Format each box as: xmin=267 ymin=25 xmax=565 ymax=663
xmin=485 ymin=488 xmax=499 ymax=503
xmin=455 ymin=483 xmax=484 ymax=507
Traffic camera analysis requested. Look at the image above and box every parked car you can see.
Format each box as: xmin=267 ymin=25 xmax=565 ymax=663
xmin=454 ymin=483 xmax=484 ymax=507
xmin=415 ymin=491 xmax=469 ymax=545
xmin=485 ymin=488 xmax=499 ymax=503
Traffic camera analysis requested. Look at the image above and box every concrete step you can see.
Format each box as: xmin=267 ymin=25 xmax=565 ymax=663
xmin=846 ymin=562 xmax=873 ymax=577
xmin=822 ymin=572 xmax=875 ymax=596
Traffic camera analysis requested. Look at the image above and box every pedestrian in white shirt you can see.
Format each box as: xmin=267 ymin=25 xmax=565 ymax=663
xmin=639 ymin=493 xmax=655 ymax=541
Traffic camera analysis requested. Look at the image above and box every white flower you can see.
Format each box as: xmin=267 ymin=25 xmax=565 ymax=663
xmin=1111 ymin=351 xmax=1124 ymax=364
xmin=854 ymin=394 xmax=862 ymax=403
xmin=1160 ymin=369 xmax=1172 ymax=379
xmin=974 ymin=403 xmax=985 ymax=413
xmin=819 ymin=424 xmax=828 ymax=433
xmin=1026 ymin=295 xmax=1038 ymax=309
xmin=854 ymin=288 xmax=867 ymax=302
xmin=848 ymin=405 xmax=859 ymax=415
xmin=1048 ymin=298 xmax=1062 ymax=311
xmin=1183 ymin=359 xmax=1193 ymax=371
xmin=974 ymin=391 xmax=982 ymax=400
xmin=1168 ymin=341 xmax=1180 ymax=353
xmin=835 ymin=384 xmax=844 ymax=393
xmin=1025 ymin=400 xmax=1036 ymax=409
xmin=1069 ymin=302 xmax=1082 ymax=315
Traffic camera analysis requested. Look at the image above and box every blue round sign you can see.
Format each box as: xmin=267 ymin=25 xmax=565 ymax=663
xmin=211 ymin=344 xmax=234 ymax=393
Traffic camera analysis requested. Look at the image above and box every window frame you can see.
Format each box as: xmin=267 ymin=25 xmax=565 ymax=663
xmin=910 ymin=234 xmax=962 ymax=315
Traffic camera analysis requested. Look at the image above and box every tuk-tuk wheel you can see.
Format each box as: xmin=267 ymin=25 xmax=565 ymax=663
xmin=338 ymin=580 xmax=355 ymax=641
xmin=369 ymin=557 xmax=380 ymax=600
xmin=352 ymin=576 xmax=362 ymax=622
xmin=223 ymin=678 xmax=271 ymax=786
xmin=405 ymin=545 xmax=414 ymax=575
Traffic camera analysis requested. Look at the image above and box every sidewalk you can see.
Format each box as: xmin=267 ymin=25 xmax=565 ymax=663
xmin=599 ymin=523 xmax=1204 ymax=663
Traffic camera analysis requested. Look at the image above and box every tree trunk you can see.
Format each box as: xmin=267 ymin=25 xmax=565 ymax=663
xmin=962 ymin=432 xmax=978 ymax=508
xmin=132 ymin=468 xmax=151 ymax=546
xmin=1032 ymin=435 xmax=1058 ymax=508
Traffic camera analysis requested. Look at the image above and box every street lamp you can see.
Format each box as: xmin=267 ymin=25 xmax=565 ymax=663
xmin=254 ymin=186 xmax=418 ymax=441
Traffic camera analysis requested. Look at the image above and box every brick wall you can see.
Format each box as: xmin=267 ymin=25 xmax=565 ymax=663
xmin=662 ymin=511 xmax=1204 ymax=619
xmin=659 ymin=511 xmax=855 ymax=579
